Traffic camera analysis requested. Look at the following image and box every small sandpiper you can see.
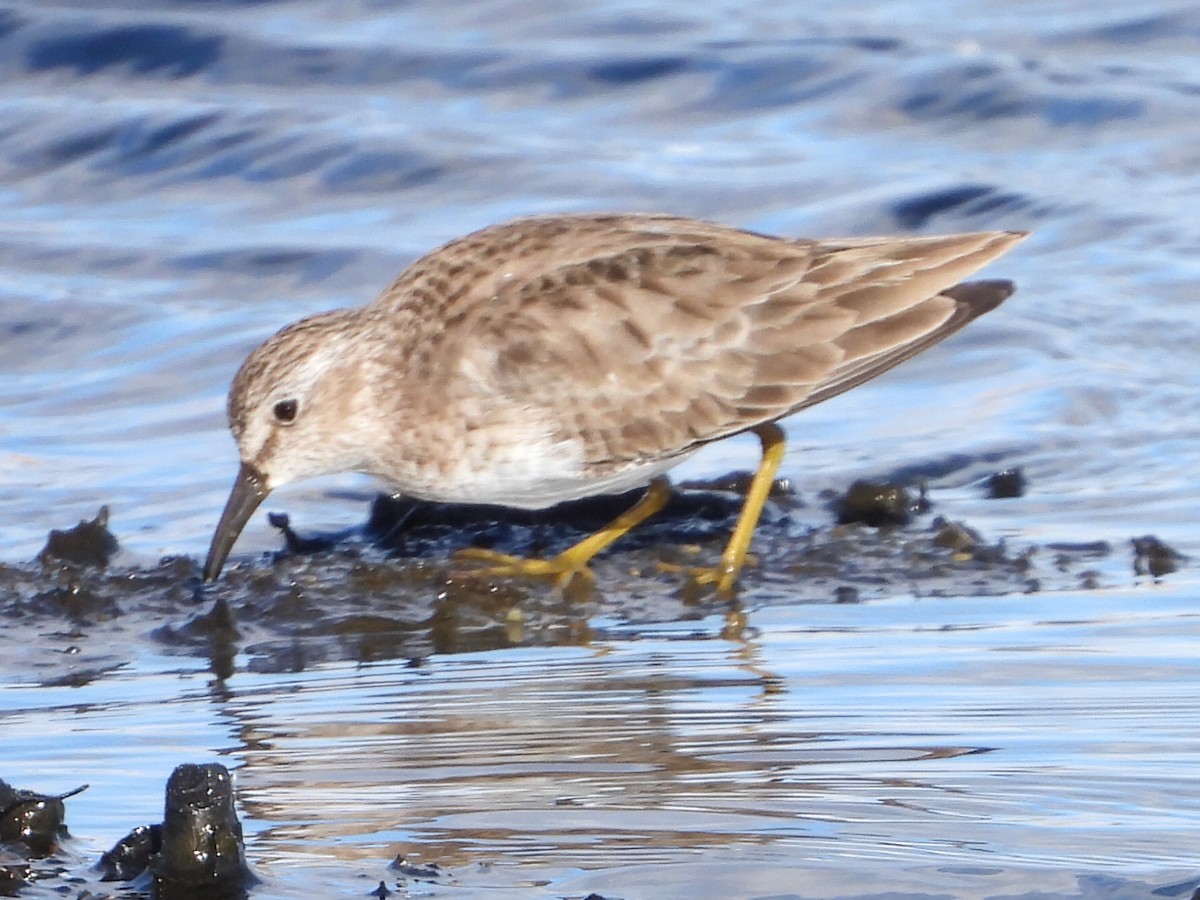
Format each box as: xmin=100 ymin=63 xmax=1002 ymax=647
xmin=203 ymin=213 xmax=1026 ymax=593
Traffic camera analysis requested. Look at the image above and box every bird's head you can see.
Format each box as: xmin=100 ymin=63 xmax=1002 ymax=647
xmin=203 ymin=309 xmax=373 ymax=581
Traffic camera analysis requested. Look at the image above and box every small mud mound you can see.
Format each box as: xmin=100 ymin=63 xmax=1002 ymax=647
xmin=1 ymin=472 xmax=1176 ymax=682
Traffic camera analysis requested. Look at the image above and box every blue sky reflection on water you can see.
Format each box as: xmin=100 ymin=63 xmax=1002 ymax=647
xmin=2 ymin=1 xmax=1200 ymax=897
xmin=6 ymin=585 xmax=1200 ymax=896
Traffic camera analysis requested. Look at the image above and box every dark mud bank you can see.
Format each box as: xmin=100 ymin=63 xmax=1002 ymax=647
xmin=0 ymin=468 xmax=1187 ymax=898
xmin=2 ymin=469 xmax=1178 ymax=682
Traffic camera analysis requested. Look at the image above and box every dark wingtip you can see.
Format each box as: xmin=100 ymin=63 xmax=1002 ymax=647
xmin=940 ymin=278 xmax=1017 ymax=319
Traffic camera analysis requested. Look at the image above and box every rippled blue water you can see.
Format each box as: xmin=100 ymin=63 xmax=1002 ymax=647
xmin=3 ymin=2 xmax=1200 ymax=898
xmin=8 ymin=587 xmax=1200 ymax=898
xmin=4 ymin=0 xmax=1200 ymax=562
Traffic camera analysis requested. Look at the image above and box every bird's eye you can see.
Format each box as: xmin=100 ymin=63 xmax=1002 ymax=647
xmin=273 ymin=399 xmax=298 ymax=424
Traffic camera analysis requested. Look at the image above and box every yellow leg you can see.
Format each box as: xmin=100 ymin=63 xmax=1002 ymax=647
xmin=456 ymin=477 xmax=672 ymax=590
xmin=693 ymin=422 xmax=787 ymax=594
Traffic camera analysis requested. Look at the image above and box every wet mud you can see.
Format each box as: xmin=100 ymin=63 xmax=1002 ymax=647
xmin=0 ymin=470 xmax=1185 ymax=897
xmin=98 ymin=763 xmax=251 ymax=897
xmin=0 ymin=778 xmax=87 ymax=897
xmin=2 ymin=765 xmax=250 ymax=899
xmin=2 ymin=470 xmax=1179 ymax=679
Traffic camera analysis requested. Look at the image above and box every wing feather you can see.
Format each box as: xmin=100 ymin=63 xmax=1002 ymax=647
xmin=433 ymin=216 xmax=1025 ymax=467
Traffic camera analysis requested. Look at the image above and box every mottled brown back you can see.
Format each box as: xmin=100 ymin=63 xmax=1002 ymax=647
xmin=375 ymin=214 xmax=1025 ymax=468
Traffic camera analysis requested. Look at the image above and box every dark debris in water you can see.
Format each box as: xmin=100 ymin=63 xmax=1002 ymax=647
xmin=37 ymin=505 xmax=119 ymax=568
xmin=98 ymin=823 xmax=161 ymax=883
xmin=830 ymin=479 xmax=927 ymax=527
xmin=0 ymin=852 xmax=30 ymax=898
xmin=155 ymin=764 xmax=250 ymax=895
xmin=96 ymin=763 xmax=251 ymax=897
xmin=1132 ymin=534 xmax=1183 ymax=579
xmin=0 ymin=489 xmax=1188 ymax=896
xmin=0 ymin=779 xmax=86 ymax=858
xmin=267 ymin=511 xmax=335 ymax=555
xmin=0 ymin=778 xmax=88 ymax=893
xmin=389 ymin=854 xmax=447 ymax=881
xmin=985 ymin=467 xmax=1027 ymax=499
xmin=0 ymin=477 xmax=1182 ymax=681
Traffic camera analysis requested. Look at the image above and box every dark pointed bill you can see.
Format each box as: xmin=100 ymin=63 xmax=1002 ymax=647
xmin=203 ymin=462 xmax=270 ymax=582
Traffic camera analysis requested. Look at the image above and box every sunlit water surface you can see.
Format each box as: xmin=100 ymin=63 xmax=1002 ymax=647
xmin=3 ymin=0 xmax=1200 ymax=897
xmin=6 ymin=585 xmax=1200 ymax=898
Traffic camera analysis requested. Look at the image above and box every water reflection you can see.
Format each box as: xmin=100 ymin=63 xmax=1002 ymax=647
xmin=4 ymin=586 xmax=1200 ymax=896
xmin=190 ymin=587 xmax=1200 ymax=883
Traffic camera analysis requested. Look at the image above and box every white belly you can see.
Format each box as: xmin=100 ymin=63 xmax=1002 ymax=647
xmin=388 ymin=425 xmax=693 ymax=509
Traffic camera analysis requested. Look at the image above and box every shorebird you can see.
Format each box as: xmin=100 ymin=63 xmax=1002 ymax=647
xmin=203 ymin=213 xmax=1025 ymax=593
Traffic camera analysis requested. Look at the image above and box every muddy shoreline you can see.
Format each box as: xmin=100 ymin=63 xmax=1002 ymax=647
xmin=4 ymin=469 xmax=1139 ymax=680
xmin=1 ymin=471 xmax=1183 ymax=897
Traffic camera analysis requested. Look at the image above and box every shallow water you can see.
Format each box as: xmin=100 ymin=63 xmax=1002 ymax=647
xmin=6 ymin=583 xmax=1200 ymax=897
xmin=2 ymin=1 xmax=1200 ymax=897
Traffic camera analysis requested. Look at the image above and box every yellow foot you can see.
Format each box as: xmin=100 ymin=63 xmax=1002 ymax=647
xmin=656 ymin=422 xmax=786 ymax=597
xmin=454 ymin=547 xmax=597 ymax=593
xmin=453 ymin=477 xmax=673 ymax=596
xmin=656 ymin=553 xmax=758 ymax=596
